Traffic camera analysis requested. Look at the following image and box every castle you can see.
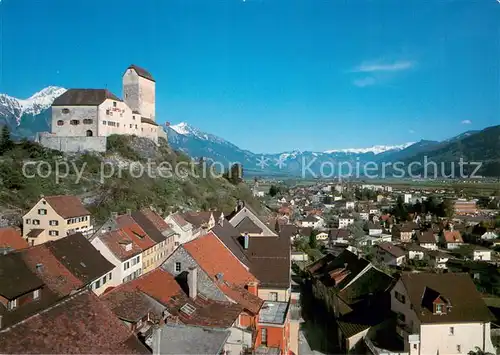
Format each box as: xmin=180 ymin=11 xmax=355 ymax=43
xmin=39 ymin=65 xmax=164 ymax=152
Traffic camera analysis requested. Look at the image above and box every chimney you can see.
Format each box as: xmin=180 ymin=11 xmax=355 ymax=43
xmin=247 ymin=282 xmax=258 ymax=295
xmin=244 ymin=233 xmax=249 ymax=249
xmin=187 ymin=267 xmax=198 ymax=299
xmin=126 ymin=209 xmax=132 ymax=216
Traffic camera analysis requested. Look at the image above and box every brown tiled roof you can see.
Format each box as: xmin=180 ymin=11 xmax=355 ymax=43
xmin=26 ymin=229 xmax=44 ymax=238
xmin=377 ymin=242 xmax=406 ymax=258
xmin=171 ymin=213 xmax=190 ymax=228
xmin=128 ymin=64 xmax=155 ymax=82
xmin=21 ymin=244 xmax=83 ymax=296
xmin=183 ymin=232 xmax=263 ymax=314
xmin=400 ymin=272 xmax=494 ymax=324
xmin=0 ymin=290 xmax=150 ymax=354
xmin=43 ymin=195 xmax=90 ymax=219
xmin=116 ymin=215 xmax=155 ymax=250
xmin=140 ymin=208 xmax=171 ymax=233
xmin=417 ymin=230 xmax=436 ymax=244
xmin=211 ymin=222 xmax=251 ymax=266
xmin=236 ymin=216 xmax=262 ymax=234
xmin=329 ymin=228 xmax=351 ymax=240
xmin=141 ymin=117 xmax=158 ymax=126
xmin=99 ymin=229 xmax=143 ymax=261
xmin=52 ymin=89 xmax=121 ymax=106
xmin=131 ymin=210 xmax=167 ymax=243
xmin=182 ymin=211 xmax=212 ymax=228
xmin=0 ymin=227 xmax=28 ymax=250
xmin=46 ymin=233 xmax=114 ymax=285
xmin=102 ymin=289 xmax=159 ymax=322
xmin=0 ymin=252 xmax=44 ymax=300
xmin=443 ymin=230 xmax=463 ymax=243
xmin=243 ymin=236 xmax=290 ymax=289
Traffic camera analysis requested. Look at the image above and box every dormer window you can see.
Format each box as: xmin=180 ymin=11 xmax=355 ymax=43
xmin=435 ymin=303 xmax=444 ymax=314
xmin=61 ymin=108 xmax=70 ymax=114
xmin=125 ymin=243 xmax=132 ymax=251
xmin=7 ymin=298 xmax=17 ymax=310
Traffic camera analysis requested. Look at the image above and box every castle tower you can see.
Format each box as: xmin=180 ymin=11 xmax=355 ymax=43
xmin=122 ymin=64 xmax=156 ymax=120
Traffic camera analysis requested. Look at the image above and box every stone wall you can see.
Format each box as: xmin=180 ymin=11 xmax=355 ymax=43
xmin=39 ymin=135 xmax=107 ymax=153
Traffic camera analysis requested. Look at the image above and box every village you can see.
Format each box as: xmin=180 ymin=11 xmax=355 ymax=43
xmin=0 ymin=178 xmax=499 ymax=354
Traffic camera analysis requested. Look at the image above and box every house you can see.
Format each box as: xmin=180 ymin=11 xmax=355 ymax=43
xmin=42 ymin=65 xmax=159 ymax=153
xmin=427 ymin=250 xmax=450 ymax=269
xmin=91 ymin=228 xmax=143 ymax=287
xmin=472 ymin=246 xmax=492 ymax=261
xmin=23 ymin=195 xmax=93 ymax=245
xmin=441 ymin=230 xmax=464 ymax=250
xmin=415 ymin=230 xmax=438 ymax=250
xmin=393 ymin=222 xmax=418 ymax=243
xmin=315 ymin=231 xmax=329 ymax=242
xmin=255 ymin=300 xmax=291 ymax=355
xmin=481 ymin=231 xmax=499 ymax=241
xmin=44 ymin=233 xmax=115 ymax=295
xmin=366 ymin=221 xmax=383 ymax=236
xmin=402 ymin=243 xmax=427 ymax=260
xmin=306 ymin=250 xmax=393 ymax=353
xmin=226 ymin=201 xmax=277 ymax=236
xmin=0 ymin=227 xmax=28 ymax=254
xmin=390 ymin=272 xmax=495 ymax=355
xmin=150 ymin=324 xmax=232 ymax=355
xmin=101 ymin=268 xmax=250 ymax=351
xmin=454 ymin=198 xmax=478 ymax=214
xmin=358 ymin=233 xmax=392 ymax=247
xmin=0 ymin=290 xmax=150 ymax=354
xmin=182 ymin=211 xmax=222 ymax=235
xmin=328 ymin=229 xmax=352 ymax=246
xmin=376 ymin=242 xmax=406 ymax=266
xmin=338 ymin=215 xmax=355 ymax=229
xmin=299 ymin=214 xmax=324 ymax=229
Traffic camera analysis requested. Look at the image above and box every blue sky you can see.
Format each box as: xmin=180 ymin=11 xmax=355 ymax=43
xmin=1 ymin=0 xmax=499 ymax=153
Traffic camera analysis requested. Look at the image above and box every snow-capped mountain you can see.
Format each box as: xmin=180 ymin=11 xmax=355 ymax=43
xmin=169 ymin=122 xmax=231 ymax=145
xmin=0 ymin=86 xmax=66 ymax=139
xmin=324 ymin=143 xmax=414 ymax=155
xmin=0 ymin=86 xmax=66 ymax=125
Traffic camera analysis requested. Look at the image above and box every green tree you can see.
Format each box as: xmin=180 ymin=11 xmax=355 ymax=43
xmin=0 ymin=125 xmax=14 ymax=154
xmin=309 ymin=230 xmax=318 ymax=249
xmin=468 ymin=347 xmax=494 ymax=355
xmin=269 ymin=185 xmax=280 ymax=197
xmin=224 ymin=164 xmax=243 ymax=185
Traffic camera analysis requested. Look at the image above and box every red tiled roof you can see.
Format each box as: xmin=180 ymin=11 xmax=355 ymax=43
xmin=0 ymin=227 xmax=28 ymax=250
xmin=21 ymin=244 xmax=83 ymax=296
xmin=116 ymin=215 xmax=155 ymax=250
xmin=183 ymin=232 xmax=263 ymax=314
xmin=0 ymin=290 xmax=149 ymax=354
xmin=43 ymin=195 xmax=90 ymax=218
xmin=99 ymin=229 xmax=143 ymax=261
xmin=140 ymin=208 xmax=171 ymax=233
xmin=104 ymin=268 xmax=182 ymax=305
xmin=444 ymin=230 xmax=463 ymax=243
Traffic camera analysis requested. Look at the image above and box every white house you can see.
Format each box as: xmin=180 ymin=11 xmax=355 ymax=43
xmin=473 ymin=247 xmax=492 ymax=261
xmin=391 ymin=272 xmax=496 ymax=355
xmin=315 ymin=232 xmax=329 ymax=242
xmin=366 ymin=222 xmax=383 ymax=236
xmin=165 ymin=212 xmax=196 ymax=247
xmin=300 ymin=215 xmax=324 ymax=229
xmin=91 ymin=229 xmax=143 ymax=287
xmin=339 ymin=215 xmax=355 ymax=229
xmin=428 ymin=250 xmax=449 ymax=269
xmin=376 ymin=242 xmax=406 ymax=266
xmin=416 ymin=230 xmax=438 ymax=251
xmin=481 ymin=231 xmax=499 ymax=241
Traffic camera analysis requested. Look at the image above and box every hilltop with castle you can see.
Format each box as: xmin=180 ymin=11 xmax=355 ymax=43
xmin=39 ymin=65 xmax=165 ymax=152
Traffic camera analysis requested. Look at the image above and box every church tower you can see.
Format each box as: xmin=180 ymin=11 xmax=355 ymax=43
xmin=122 ymin=64 xmax=156 ymax=120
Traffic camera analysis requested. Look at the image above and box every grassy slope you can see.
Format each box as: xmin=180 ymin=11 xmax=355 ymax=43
xmin=0 ymin=135 xmax=263 ymax=224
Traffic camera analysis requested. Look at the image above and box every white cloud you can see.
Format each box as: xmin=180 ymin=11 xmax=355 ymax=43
xmin=353 ymin=77 xmax=376 ymax=87
xmin=354 ymin=61 xmax=414 ymax=73
xmin=461 ymin=120 xmax=472 ymax=124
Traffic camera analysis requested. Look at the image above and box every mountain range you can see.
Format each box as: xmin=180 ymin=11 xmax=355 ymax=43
xmin=1 ymin=87 xmax=499 ymax=177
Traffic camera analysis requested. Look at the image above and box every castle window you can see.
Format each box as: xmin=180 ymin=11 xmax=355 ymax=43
xmin=83 ymin=119 xmax=93 ymax=124
xmin=70 ymin=120 xmax=80 ymax=125
xmin=102 ymin=121 xmax=106 ymax=124
xmin=61 ymin=108 xmax=70 ymax=114
xmin=117 ymin=123 xmax=120 ymax=127
xmin=113 ymin=102 xmax=117 ymax=108
xmin=132 ymin=116 xmax=135 ymax=120
xmin=57 ymin=120 xmax=64 ymax=126
xmin=130 ymin=124 xmax=132 ymax=128
xmin=86 ymin=130 xmax=93 ymax=137
xmin=135 ymin=125 xmax=138 ymax=129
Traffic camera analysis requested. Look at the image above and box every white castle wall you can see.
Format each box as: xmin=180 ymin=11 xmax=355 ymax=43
xmin=40 ymin=134 xmax=107 ymax=152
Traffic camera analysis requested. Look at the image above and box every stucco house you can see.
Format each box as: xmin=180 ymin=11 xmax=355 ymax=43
xmin=472 ymin=247 xmax=492 ymax=261
xmin=23 ymin=195 xmax=93 ymax=246
xmin=390 ymin=272 xmax=495 ymax=355
xmin=338 ymin=215 xmax=355 ymax=229
xmin=376 ymin=242 xmax=406 ymax=266
xmin=226 ymin=201 xmax=277 ymax=237
xmin=165 ymin=212 xmax=196 ymax=247
xmin=441 ymin=230 xmax=464 ymax=250
xmin=416 ymin=230 xmax=438 ymax=250
xmin=41 ymin=65 xmax=159 ymax=152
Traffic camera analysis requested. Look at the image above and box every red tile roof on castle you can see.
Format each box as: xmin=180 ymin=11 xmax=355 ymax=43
xmin=183 ymin=232 xmax=263 ymax=314
xmin=0 ymin=290 xmax=149 ymax=354
xmin=0 ymin=227 xmax=28 ymax=250
xmin=43 ymin=195 xmax=90 ymax=218
xmin=21 ymin=244 xmax=83 ymax=296
xmin=116 ymin=214 xmax=156 ymax=250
